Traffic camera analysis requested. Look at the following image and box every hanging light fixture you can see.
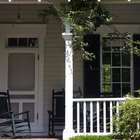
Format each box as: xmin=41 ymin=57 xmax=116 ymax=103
xmin=8 ymin=0 xmax=12 ymax=2
xmin=16 ymin=5 xmax=22 ymax=23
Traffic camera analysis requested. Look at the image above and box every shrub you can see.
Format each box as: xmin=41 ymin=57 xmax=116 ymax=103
xmin=113 ymin=97 xmax=140 ymax=140
xmin=70 ymin=135 xmax=112 ymax=140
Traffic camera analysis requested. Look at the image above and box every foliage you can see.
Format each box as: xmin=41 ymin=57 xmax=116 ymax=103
xmin=39 ymin=0 xmax=140 ymax=60
xmin=106 ymin=31 xmax=140 ymax=56
xmin=70 ymin=135 xmax=113 ymax=140
xmin=113 ymin=97 xmax=140 ymax=140
xmin=39 ymin=0 xmax=111 ymax=61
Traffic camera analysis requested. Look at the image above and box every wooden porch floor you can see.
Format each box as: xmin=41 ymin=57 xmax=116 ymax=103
xmin=16 ymin=137 xmax=62 ymax=140
xmin=0 ymin=138 xmax=62 ymax=140
xmin=0 ymin=136 xmax=62 ymax=140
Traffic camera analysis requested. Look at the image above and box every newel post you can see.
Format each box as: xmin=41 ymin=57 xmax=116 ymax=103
xmin=62 ymin=25 xmax=74 ymax=140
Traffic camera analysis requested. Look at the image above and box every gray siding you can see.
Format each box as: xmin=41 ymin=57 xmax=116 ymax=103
xmin=105 ymin=3 xmax=140 ymax=24
xmin=43 ymin=17 xmax=65 ymax=131
xmin=43 ymin=17 xmax=83 ymax=131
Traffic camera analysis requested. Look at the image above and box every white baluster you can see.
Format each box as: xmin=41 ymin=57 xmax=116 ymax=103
xmin=90 ymin=102 xmax=93 ymax=133
xmin=97 ymin=101 xmax=100 ymax=133
xmin=77 ymin=102 xmax=80 ymax=133
xmin=83 ymin=102 xmax=86 ymax=133
xmin=103 ymin=101 xmax=106 ymax=133
xmin=110 ymin=101 xmax=113 ymax=133
xmin=116 ymin=101 xmax=119 ymax=121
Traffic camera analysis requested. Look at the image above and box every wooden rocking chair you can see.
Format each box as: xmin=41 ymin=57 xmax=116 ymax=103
xmin=0 ymin=90 xmax=31 ymax=138
xmin=48 ymin=89 xmax=65 ymax=136
xmin=48 ymin=87 xmax=82 ymax=136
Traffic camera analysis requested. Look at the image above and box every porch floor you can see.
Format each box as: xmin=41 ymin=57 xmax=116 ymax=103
xmin=0 ymin=138 xmax=61 ymax=140
xmin=0 ymin=136 xmax=62 ymax=140
xmin=16 ymin=138 xmax=62 ymax=140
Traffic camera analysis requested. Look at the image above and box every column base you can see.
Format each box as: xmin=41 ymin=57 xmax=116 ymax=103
xmin=63 ymin=128 xmax=75 ymax=140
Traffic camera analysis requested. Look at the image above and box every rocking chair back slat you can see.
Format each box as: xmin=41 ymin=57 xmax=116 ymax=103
xmin=0 ymin=91 xmax=11 ymax=118
xmin=52 ymin=90 xmax=65 ymax=117
xmin=48 ymin=89 xmax=65 ymax=136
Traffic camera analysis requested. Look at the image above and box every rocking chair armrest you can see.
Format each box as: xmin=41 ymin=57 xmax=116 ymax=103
xmin=0 ymin=111 xmax=13 ymax=117
xmin=48 ymin=110 xmax=53 ymax=115
xmin=48 ymin=110 xmax=55 ymax=119
xmin=14 ymin=111 xmax=30 ymax=117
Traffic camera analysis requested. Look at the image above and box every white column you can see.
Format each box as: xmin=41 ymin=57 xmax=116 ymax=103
xmin=62 ymin=31 xmax=74 ymax=140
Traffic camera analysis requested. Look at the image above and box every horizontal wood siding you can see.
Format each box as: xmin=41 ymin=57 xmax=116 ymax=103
xmin=105 ymin=3 xmax=140 ymax=24
xmin=43 ymin=17 xmax=83 ymax=132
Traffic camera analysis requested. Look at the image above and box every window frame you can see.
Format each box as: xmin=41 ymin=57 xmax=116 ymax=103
xmin=101 ymin=37 xmax=133 ymax=97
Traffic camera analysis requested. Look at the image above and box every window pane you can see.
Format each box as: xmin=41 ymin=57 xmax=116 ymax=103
xmin=122 ymin=68 xmax=130 ymax=82
xmin=122 ymin=84 xmax=130 ymax=96
xmin=112 ymin=68 xmax=120 ymax=82
xmin=113 ymin=84 xmax=121 ymax=97
xmin=122 ymin=52 xmax=130 ymax=66
xmin=112 ymin=53 xmax=120 ymax=66
xmin=8 ymin=38 xmax=17 ymax=47
xmin=8 ymin=53 xmax=35 ymax=91
xmin=28 ymin=38 xmax=38 ymax=47
xmin=19 ymin=38 xmax=27 ymax=46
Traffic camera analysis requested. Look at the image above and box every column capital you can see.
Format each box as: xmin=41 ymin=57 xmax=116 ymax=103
xmin=62 ymin=32 xmax=73 ymax=41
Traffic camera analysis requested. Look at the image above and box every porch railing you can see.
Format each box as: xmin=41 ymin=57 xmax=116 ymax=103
xmin=73 ymin=97 xmax=127 ymax=136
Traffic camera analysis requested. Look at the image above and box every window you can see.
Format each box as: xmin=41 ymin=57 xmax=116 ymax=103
xmin=102 ymin=37 xmax=132 ymax=97
xmin=7 ymin=37 xmax=38 ymax=48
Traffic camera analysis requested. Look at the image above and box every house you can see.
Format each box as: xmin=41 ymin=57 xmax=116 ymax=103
xmin=0 ymin=0 xmax=140 ymax=140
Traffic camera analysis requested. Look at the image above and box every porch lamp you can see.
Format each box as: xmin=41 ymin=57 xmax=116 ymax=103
xmin=16 ymin=5 xmax=22 ymax=23
xmin=8 ymin=0 xmax=12 ymax=2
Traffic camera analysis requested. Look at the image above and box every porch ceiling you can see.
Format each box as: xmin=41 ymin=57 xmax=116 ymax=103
xmin=0 ymin=0 xmax=140 ymax=4
xmin=105 ymin=3 xmax=140 ymax=24
xmin=0 ymin=0 xmax=67 ymax=4
xmin=0 ymin=1 xmax=139 ymax=24
xmin=102 ymin=0 xmax=140 ymax=4
xmin=0 ymin=4 xmax=48 ymax=24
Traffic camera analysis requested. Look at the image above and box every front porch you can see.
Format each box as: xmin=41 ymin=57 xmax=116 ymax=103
xmin=0 ymin=0 xmax=140 ymax=140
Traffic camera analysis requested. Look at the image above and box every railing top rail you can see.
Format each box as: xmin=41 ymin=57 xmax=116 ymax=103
xmin=73 ymin=97 xmax=127 ymax=102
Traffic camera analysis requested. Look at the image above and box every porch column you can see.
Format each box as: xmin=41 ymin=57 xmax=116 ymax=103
xmin=62 ymin=28 xmax=74 ymax=140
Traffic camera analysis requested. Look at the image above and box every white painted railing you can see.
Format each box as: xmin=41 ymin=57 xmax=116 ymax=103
xmin=73 ymin=98 xmax=127 ymax=136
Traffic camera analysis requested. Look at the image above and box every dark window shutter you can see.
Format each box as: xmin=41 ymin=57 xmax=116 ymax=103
xmin=84 ymin=34 xmax=100 ymax=98
xmin=133 ymin=34 xmax=140 ymax=91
